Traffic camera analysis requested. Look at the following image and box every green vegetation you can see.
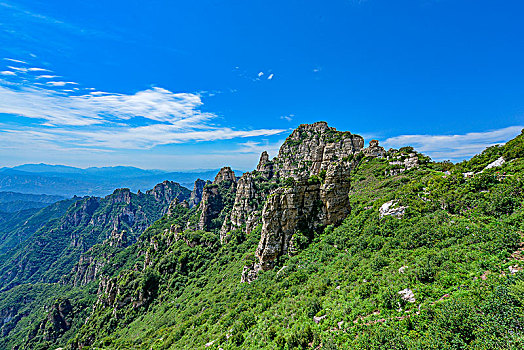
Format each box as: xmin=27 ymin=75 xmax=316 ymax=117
xmin=3 ymin=130 xmax=524 ymax=349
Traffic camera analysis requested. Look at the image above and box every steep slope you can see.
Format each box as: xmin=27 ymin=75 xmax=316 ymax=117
xmin=0 ymin=191 xmax=66 ymax=212
xmin=0 ymin=199 xmax=75 ymax=256
xmin=4 ymin=123 xmax=524 ymax=350
xmin=0 ymin=181 xmax=190 ymax=292
xmin=60 ymin=126 xmax=524 ymax=350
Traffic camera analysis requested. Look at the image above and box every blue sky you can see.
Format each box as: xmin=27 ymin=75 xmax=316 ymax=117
xmin=0 ymin=0 xmax=523 ymax=170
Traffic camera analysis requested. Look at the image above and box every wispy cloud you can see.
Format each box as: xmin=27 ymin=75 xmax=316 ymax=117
xmin=233 ymin=140 xmax=285 ymax=158
xmin=280 ymin=114 xmax=294 ymax=122
xmin=28 ymin=67 xmax=50 ymax=72
xmin=6 ymin=65 xmax=50 ymax=73
xmin=46 ymin=81 xmax=78 ymax=87
xmin=0 ymin=63 xmax=287 ymax=154
xmin=4 ymin=58 xmax=27 ymax=64
xmin=36 ymin=75 xmax=59 ymax=79
xmin=267 ymin=73 xmax=274 ymax=80
xmin=382 ymin=126 xmax=523 ymax=161
xmin=0 ymin=71 xmax=16 ymax=76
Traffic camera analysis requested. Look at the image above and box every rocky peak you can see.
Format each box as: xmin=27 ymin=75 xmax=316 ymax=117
xmin=146 ymin=180 xmax=184 ymax=205
xmin=213 ymin=167 xmax=237 ymax=185
xmin=62 ymin=197 xmax=100 ymax=229
xmin=275 ymin=121 xmax=364 ymax=179
xmin=198 ymin=168 xmax=238 ymax=231
xmin=256 ymin=151 xmax=274 ymax=180
xmin=363 ymin=139 xmax=386 ymax=158
xmin=107 ymin=188 xmax=132 ymax=204
xmin=188 ymin=178 xmax=207 ymax=208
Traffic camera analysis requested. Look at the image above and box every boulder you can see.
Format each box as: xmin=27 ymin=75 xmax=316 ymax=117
xmin=379 ymin=200 xmax=406 ymax=219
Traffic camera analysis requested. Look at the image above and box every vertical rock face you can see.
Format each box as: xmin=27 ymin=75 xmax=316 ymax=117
xmin=221 ymin=122 xmax=364 ymax=238
xmin=198 ymin=185 xmax=222 ymax=230
xmin=187 ymin=122 xmax=368 ymax=277
xmin=247 ymin=123 xmax=364 ymax=274
xmin=198 ymin=167 xmax=237 ymax=231
xmin=255 ymin=163 xmax=351 ymax=270
xmin=255 ymin=181 xmax=323 ymax=270
xmin=188 ymin=179 xmax=207 ymax=208
xmin=257 ymin=151 xmax=274 ymax=180
xmin=229 ymin=173 xmax=257 ymax=230
xmin=319 ymin=163 xmax=351 ymax=225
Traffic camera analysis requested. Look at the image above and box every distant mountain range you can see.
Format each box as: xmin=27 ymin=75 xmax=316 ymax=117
xmin=0 ymin=164 xmax=243 ymax=197
xmin=0 ymin=191 xmax=67 ymax=213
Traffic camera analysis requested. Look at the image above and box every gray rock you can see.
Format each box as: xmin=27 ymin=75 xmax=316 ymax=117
xmin=363 ymin=140 xmax=386 ymax=158
xmin=484 ymin=156 xmax=505 ymax=170
xmin=398 ymin=288 xmax=416 ymax=303
xmin=379 ymin=200 xmax=406 ymax=219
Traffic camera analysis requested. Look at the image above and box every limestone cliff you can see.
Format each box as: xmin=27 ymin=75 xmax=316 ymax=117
xmin=187 ymin=122 xmax=386 ymax=279
xmin=188 ymin=179 xmax=207 ymax=208
xmin=197 ymin=167 xmax=237 ymax=231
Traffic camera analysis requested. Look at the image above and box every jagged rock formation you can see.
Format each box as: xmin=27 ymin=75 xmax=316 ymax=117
xmin=255 ymin=162 xmax=351 ymax=270
xmin=363 ymin=140 xmax=386 ymax=158
xmin=146 ymin=180 xmax=191 ymax=214
xmin=256 ymin=151 xmax=274 ymax=180
xmin=218 ymin=122 xmax=364 ymax=246
xmin=274 ymin=121 xmax=364 ymax=179
xmin=197 ymin=167 xmax=237 ymax=231
xmin=26 ymin=299 xmax=72 ymax=344
xmin=179 ymin=122 xmax=366 ymax=277
xmin=213 ymin=166 xmax=237 ymax=184
xmin=387 ymin=151 xmax=420 ymax=176
xmin=188 ymin=179 xmax=207 ymax=207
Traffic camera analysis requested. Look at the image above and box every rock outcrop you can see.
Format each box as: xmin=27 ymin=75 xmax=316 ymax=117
xmin=198 ymin=167 xmax=237 ymax=231
xmin=387 ymin=152 xmax=419 ymax=176
xmin=363 ymin=140 xmax=386 ymax=158
xmin=249 ymin=123 xmax=362 ymax=272
xmin=146 ymin=181 xmax=189 ymax=213
xmin=222 ymin=122 xmax=364 ymax=245
xmin=188 ymin=179 xmax=207 ymax=208
xmin=255 ymin=162 xmax=351 ymax=270
xmin=214 ymin=166 xmax=237 ymax=184
xmin=26 ymin=299 xmax=73 ymax=344
xmin=379 ymin=200 xmax=407 ymax=219
xmin=256 ymin=151 xmax=275 ymax=180
xmin=274 ymin=121 xmax=364 ymax=179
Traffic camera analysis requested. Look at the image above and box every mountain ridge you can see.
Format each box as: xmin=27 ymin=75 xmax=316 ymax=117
xmin=1 ymin=122 xmax=523 ymax=349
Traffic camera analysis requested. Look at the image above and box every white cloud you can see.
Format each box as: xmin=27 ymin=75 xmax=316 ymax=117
xmin=28 ymin=67 xmax=50 ymax=72
xmin=0 ymin=83 xmax=287 ymax=150
xmin=267 ymin=73 xmax=274 ymax=80
xmin=4 ymin=58 xmax=27 ymax=64
xmin=382 ymin=126 xmax=523 ymax=161
xmin=258 ymin=71 xmax=264 ymax=77
xmin=36 ymin=75 xmax=59 ymax=79
xmin=46 ymin=81 xmax=78 ymax=86
xmin=233 ymin=140 xmax=285 ymax=158
xmin=0 ymin=71 xmax=16 ymax=76
xmin=7 ymin=66 xmax=28 ymax=72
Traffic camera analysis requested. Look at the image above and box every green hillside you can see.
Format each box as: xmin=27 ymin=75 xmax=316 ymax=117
xmin=2 ymin=126 xmax=524 ymax=350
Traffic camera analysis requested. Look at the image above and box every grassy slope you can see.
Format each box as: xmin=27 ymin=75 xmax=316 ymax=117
xmin=69 ymin=136 xmax=524 ymax=349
